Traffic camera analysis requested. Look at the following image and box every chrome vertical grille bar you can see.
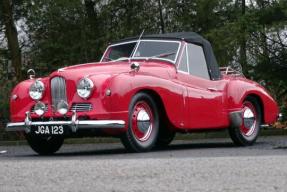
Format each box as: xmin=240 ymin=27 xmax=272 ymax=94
xmin=51 ymin=77 xmax=67 ymax=110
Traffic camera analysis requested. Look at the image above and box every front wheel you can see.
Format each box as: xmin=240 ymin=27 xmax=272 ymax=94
xmin=156 ymin=128 xmax=175 ymax=148
xmin=26 ymin=135 xmax=64 ymax=155
xmin=121 ymin=93 xmax=159 ymax=152
xmin=229 ymin=96 xmax=262 ymax=146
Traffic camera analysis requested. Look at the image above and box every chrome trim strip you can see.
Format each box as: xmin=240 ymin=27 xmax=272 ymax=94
xmin=77 ymin=120 xmax=125 ymax=129
xmin=260 ymin=124 xmax=270 ymax=128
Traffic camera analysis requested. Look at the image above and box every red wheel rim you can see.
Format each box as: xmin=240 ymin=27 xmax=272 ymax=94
xmin=240 ymin=101 xmax=257 ymax=137
xmin=131 ymin=101 xmax=154 ymax=142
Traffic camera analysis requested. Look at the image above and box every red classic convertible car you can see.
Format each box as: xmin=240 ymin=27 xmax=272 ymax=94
xmin=6 ymin=32 xmax=279 ymax=155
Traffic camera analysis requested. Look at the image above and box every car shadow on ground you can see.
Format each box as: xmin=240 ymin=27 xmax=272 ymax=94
xmin=4 ymin=140 xmax=272 ymax=158
xmin=39 ymin=141 xmax=239 ymax=157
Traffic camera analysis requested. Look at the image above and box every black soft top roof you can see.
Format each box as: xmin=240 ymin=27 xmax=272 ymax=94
xmin=113 ymin=32 xmax=221 ymax=80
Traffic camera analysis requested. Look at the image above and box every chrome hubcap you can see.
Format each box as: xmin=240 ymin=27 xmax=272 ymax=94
xmin=136 ymin=109 xmax=152 ymax=141
xmin=137 ymin=110 xmax=151 ymax=132
xmin=242 ymin=106 xmax=256 ymax=136
xmin=132 ymin=102 xmax=154 ymax=142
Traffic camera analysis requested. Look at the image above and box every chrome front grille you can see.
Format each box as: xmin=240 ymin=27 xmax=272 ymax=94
xmin=51 ymin=77 xmax=67 ymax=109
xmin=70 ymin=103 xmax=93 ymax=112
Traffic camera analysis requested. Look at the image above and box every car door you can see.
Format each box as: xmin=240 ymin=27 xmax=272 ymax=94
xmin=176 ymin=43 xmax=227 ymax=129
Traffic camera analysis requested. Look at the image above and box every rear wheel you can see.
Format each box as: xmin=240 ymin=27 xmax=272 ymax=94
xmin=121 ymin=93 xmax=159 ymax=152
xmin=229 ymin=96 xmax=262 ymax=146
xmin=26 ymin=135 xmax=64 ymax=155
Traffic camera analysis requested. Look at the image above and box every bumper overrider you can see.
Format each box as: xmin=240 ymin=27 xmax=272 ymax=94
xmin=6 ymin=111 xmax=125 ymax=133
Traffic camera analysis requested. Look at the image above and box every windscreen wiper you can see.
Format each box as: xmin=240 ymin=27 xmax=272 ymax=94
xmin=150 ymin=52 xmax=176 ymax=59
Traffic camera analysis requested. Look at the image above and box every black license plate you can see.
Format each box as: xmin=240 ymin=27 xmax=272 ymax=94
xmin=32 ymin=125 xmax=65 ymax=135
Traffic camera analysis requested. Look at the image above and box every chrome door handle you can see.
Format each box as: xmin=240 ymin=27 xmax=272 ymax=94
xmin=207 ymin=87 xmax=218 ymax=92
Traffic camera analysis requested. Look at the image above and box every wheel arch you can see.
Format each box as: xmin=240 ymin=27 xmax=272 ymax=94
xmin=243 ymin=94 xmax=264 ymax=124
xmin=134 ymin=89 xmax=174 ymax=130
xmin=108 ymin=73 xmax=186 ymax=129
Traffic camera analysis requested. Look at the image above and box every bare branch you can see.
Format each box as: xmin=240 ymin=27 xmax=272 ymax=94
xmin=259 ymin=31 xmax=287 ymax=48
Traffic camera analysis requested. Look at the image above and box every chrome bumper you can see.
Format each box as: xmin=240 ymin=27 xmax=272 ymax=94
xmin=6 ymin=111 xmax=125 ymax=133
xmin=278 ymin=113 xmax=283 ymax=121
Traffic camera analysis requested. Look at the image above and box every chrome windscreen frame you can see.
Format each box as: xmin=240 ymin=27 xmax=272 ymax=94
xmin=100 ymin=40 xmax=182 ymax=64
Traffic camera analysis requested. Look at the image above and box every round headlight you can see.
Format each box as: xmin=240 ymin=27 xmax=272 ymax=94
xmin=34 ymin=101 xmax=46 ymax=116
xmin=29 ymin=80 xmax=45 ymax=100
xmin=77 ymin=78 xmax=94 ymax=99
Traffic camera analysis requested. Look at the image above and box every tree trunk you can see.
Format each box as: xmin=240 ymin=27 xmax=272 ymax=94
xmin=125 ymin=0 xmax=133 ymax=35
xmin=240 ymin=0 xmax=247 ymax=74
xmin=84 ymin=0 xmax=97 ymax=25
xmin=1 ymin=0 xmax=22 ymax=81
xmin=240 ymin=0 xmax=248 ymax=72
xmin=84 ymin=0 xmax=100 ymax=60
xmin=257 ymin=1 xmax=269 ymax=58
xmin=158 ymin=0 xmax=165 ymax=34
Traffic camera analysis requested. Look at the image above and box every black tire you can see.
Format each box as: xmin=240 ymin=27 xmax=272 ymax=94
xmin=228 ymin=96 xmax=262 ymax=146
xmin=26 ymin=135 xmax=64 ymax=155
xmin=156 ymin=127 xmax=175 ymax=148
xmin=121 ymin=92 xmax=159 ymax=152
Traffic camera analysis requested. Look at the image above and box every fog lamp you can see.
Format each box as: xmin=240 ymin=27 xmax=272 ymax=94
xmin=57 ymin=100 xmax=69 ymax=115
xmin=34 ymin=101 xmax=46 ymax=116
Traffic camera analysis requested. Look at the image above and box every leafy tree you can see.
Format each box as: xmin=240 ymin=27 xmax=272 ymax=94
xmin=0 ymin=0 xmax=22 ymax=80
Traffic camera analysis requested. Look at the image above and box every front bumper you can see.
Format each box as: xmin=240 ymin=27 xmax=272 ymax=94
xmin=6 ymin=111 xmax=125 ymax=133
xmin=278 ymin=113 xmax=283 ymax=121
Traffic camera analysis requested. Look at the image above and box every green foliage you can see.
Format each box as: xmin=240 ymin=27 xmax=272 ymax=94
xmin=21 ymin=0 xmax=161 ymax=74
xmin=0 ymin=74 xmax=18 ymax=140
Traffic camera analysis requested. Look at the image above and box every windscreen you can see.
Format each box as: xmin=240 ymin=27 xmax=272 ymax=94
xmin=102 ymin=42 xmax=137 ymax=61
xmin=133 ymin=41 xmax=180 ymax=62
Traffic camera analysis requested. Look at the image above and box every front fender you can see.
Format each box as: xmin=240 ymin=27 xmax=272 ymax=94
xmin=10 ymin=78 xmax=49 ymax=122
xmin=108 ymin=72 xmax=186 ymax=129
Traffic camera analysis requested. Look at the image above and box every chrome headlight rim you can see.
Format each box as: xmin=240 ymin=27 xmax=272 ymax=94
xmin=76 ymin=77 xmax=94 ymax=99
xmin=29 ymin=80 xmax=45 ymax=100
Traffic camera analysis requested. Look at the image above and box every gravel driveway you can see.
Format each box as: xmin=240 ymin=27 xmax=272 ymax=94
xmin=0 ymin=136 xmax=287 ymax=192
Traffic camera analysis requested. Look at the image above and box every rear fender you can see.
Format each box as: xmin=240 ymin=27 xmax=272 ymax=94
xmin=226 ymin=79 xmax=279 ymax=124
